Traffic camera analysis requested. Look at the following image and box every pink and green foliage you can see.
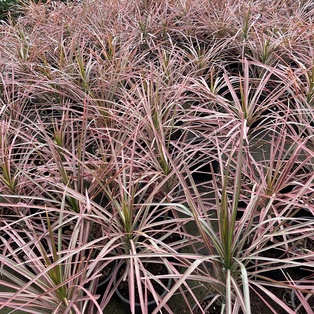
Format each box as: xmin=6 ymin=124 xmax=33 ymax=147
xmin=0 ymin=0 xmax=313 ymax=313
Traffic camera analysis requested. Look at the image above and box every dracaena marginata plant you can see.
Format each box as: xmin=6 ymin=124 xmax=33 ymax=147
xmin=90 ymin=114 xmax=189 ymax=313
xmin=155 ymin=119 xmax=255 ymax=314
xmin=152 ymin=113 xmax=314 ymax=314
xmin=0 ymin=98 xmax=119 ymax=313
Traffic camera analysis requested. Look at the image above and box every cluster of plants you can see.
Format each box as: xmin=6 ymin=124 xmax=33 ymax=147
xmin=0 ymin=0 xmax=313 ymax=313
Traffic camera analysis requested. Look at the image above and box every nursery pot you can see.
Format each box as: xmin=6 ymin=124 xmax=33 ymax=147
xmin=114 ymin=263 xmax=172 ymax=314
